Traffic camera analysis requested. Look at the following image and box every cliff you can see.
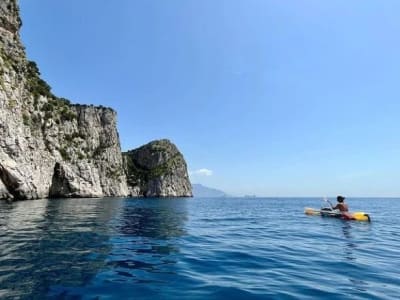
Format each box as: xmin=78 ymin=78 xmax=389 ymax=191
xmin=123 ymin=139 xmax=192 ymax=197
xmin=0 ymin=0 xmax=128 ymax=200
xmin=0 ymin=0 xmax=192 ymax=200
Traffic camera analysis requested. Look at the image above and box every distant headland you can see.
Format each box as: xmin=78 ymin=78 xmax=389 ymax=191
xmin=192 ymin=184 xmax=228 ymax=198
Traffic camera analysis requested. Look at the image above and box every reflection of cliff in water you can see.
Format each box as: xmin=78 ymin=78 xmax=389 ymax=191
xmin=0 ymin=198 xmax=122 ymax=299
xmin=117 ymin=198 xmax=188 ymax=239
xmin=105 ymin=198 xmax=188 ymax=283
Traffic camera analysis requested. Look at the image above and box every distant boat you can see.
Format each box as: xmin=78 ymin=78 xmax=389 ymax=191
xmin=244 ymin=194 xmax=257 ymax=198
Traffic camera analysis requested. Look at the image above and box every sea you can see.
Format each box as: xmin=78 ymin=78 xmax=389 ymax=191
xmin=0 ymin=197 xmax=399 ymax=299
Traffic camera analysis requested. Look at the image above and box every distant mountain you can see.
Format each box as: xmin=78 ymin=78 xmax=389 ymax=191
xmin=192 ymin=184 xmax=227 ymax=198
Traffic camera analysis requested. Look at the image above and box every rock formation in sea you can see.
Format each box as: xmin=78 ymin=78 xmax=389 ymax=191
xmin=0 ymin=0 xmax=192 ymax=200
xmin=123 ymin=139 xmax=192 ymax=197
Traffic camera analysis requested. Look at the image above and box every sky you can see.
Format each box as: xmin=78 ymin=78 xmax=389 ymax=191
xmin=18 ymin=0 xmax=400 ymax=197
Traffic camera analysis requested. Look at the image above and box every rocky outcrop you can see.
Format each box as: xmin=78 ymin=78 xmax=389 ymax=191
xmin=0 ymin=0 xmax=192 ymax=200
xmin=0 ymin=0 xmax=128 ymax=200
xmin=0 ymin=175 xmax=12 ymax=199
xmin=123 ymin=139 xmax=192 ymax=197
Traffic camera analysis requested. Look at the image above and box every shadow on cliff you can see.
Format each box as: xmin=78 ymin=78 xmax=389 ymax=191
xmin=49 ymin=162 xmax=73 ymax=198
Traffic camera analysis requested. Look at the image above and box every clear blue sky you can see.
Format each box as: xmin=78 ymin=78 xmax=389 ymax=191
xmin=19 ymin=0 xmax=400 ymax=197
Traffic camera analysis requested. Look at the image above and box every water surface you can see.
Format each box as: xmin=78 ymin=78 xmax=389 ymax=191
xmin=0 ymin=197 xmax=399 ymax=299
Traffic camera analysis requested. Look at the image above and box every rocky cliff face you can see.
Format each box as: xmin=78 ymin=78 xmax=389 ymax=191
xmin=123 ymin=139 xmax=192 ymax=197
xmin=0 ymin=1 xmax=192 ymax=201
xmin=0 ymin=0 xmax=128 ymax=200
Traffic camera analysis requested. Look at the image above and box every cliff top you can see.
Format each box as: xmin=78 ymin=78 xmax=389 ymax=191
xmin=0 ymin=0 xmax=22 ymax=36
xmin=124 ymin=139 xmax=177 ymax=154
xmin=0 ymin=0 xmax=115 ymax=114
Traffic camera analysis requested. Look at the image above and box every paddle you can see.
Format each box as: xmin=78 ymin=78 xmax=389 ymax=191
xmin=323 ymin=197 xmax=334 ymax=210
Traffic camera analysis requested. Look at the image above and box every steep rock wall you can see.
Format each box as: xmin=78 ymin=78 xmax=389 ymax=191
xmin=123 ymin=139 xmax=192 ymax=197
xmin=0 ymin=0 xmax=128 ymax=200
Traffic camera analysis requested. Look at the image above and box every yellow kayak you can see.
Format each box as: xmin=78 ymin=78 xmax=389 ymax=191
xmin=304 ymin=207 xmax=371 ymax=222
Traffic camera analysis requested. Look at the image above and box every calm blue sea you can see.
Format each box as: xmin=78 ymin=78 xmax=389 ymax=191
xmin=0 ymin=197 xmax=399 ymax=299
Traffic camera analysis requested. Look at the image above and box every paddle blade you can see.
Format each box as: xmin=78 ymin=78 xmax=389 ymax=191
xmin=304 ymin=207 xmax=320 ymax=215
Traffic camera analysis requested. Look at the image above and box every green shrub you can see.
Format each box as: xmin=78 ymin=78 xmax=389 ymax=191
xmin=7 ymin=99 xmax=17 ymax=109
xmin=22 ymin=113 xmax=30 ymax=126
xmin=59 ymin=148 xmax=70 ymax=161
xmin=78 ymin=152 xmax=85 ymax=160
xmin=57 ymin=97 xmax=71 ymax=106
xmin=26 ymin=60 xmax=53 ymax=99
xmin=61 ymin=110 xmax=77 ymax=122
xmin=42 ymin=101 xmax=54 ymax=112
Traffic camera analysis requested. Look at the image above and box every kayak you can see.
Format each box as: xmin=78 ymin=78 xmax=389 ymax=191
xmin=304 ymin=207 xmax=371 ymax=222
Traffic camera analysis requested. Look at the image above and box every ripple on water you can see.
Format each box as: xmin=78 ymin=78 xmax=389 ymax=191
xmin=0 ymin=197 xmax=400 ymax=299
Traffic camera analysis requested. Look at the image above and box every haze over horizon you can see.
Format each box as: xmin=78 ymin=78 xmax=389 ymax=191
xmin=19 ymin=0 xmax=400 ymax=197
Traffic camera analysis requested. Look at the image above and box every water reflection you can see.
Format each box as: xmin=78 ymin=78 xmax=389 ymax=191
xmin=341 ymin=222 xmax=356 ymax=261
xmin=105 ymin=198 xmax=188 ymax=283
xmin=0 ymin=198 xmax=121 ymax=299
xmin=117 ymin=198 xmax=188 ymax=238
xmin=340 ymin=221 xmax=371 ymax=293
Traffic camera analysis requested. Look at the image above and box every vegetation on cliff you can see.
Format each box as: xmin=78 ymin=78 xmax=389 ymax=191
xmin=123 ymin=139 xmax=192 ymax=197
xmin=0 ymin=0 xmax=191 ymax=200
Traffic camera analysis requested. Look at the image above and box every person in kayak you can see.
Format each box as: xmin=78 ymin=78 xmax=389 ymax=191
xmin=333 ymin=195 xmax=348 ymax=212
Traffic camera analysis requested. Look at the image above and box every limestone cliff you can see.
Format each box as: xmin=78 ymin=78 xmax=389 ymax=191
xmin=123 ymin=139 xmax=192 ymax=197
xmin=0 ymin=1 xmax=192 ymax=200
xmin=0 ymin=0 xmax=128 ymax=200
